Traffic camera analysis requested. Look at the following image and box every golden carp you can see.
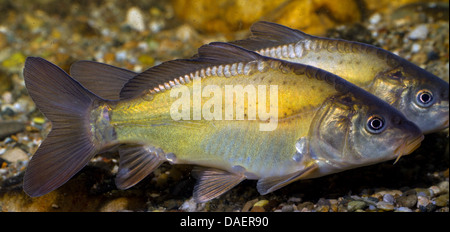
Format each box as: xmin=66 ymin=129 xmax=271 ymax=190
xmin=23 ymin=43 xmax=423 ymax=202
xmin=228 ymin=21 xmax=449 ymax=134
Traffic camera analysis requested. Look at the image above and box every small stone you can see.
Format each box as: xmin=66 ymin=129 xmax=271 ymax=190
xmin=32 ymin=117 xmax=46 ymax=125
xmin=297 ymin=201 xmax=314 ymax=212
xmin=396 ymin=194 xmax=417 ymax=208
xmin=164 ymin=199 xmax=180 ymax=210
xmin=369 ymin=13 xmax=381 ymax=25
xmin=1 ymin=147 xmax=28 ymax=163
xmin=383 ymin=194 xmax=395 ymax=204
xmin=376 ymin=201 xmax=395 ymax=211
xmin=429 ymin=186 xmax=441 ymax=196
xmin=415 ymin=188 xmax=433 ymax=197
xmin=100 ymin=197 xmax=129 ymax=212
xmin=0 ymin=32 xmax=8 ymax=50
xmin=368 ymin=204 xmax=377 ymax=211
xmin=126 ymin=7 xmax=146 ymax=32
xmin=329 ymin=199 xmax=339 ymax=212
xmin=115 ymin=50 xmax=127 ymax=62
xmin=253 ymin=199 xmax=269 ymax=208
xmin=417 ymin=196 xmax=430 ymax=210
xmin=0 ymin=121 xmax=25 ymax=139
xmin=242 ymin=198 xmax=258 ymax=212
xmin=1 ymin=52 xmax=26 ymax=70
xmin=281 ymin=204 xmax=294 ymax=212
xmin=438 ymin=181 xmax=449 ymax=194
xmin=408 ymin=24 xmax=428 ymax=40
xmin=347 ymin=201 xmax=367 ymax=212
xmin=434 ymin=194 xmax=449 ymax=207
xmin=179 ymin=198 xmax=198 ymax=212
xmin=250 ymin=206 xmax=265 ymax=212
xmin=316 ymin=198 xmax=331 ymax=212
xmin=395 ymin=207 xmax=413 ymax=212
xmin=411 ymin=43 xmax=421 ymax=53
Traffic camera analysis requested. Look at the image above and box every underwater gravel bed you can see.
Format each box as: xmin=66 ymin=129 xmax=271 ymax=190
xmin=0 ymin=1 xmax=448 ymax=212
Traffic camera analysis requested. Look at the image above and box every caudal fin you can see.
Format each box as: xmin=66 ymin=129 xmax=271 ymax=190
xmin=23 ymin=57 xmax=103 ymax=197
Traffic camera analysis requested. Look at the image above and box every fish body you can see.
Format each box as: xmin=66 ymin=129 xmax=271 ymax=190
xmin=229 ymin=21 xmax=449 ymax=134
xmin=23 ymin=43 xmax=423 ymax=202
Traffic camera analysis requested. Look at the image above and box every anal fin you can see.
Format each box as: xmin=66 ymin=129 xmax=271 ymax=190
xmin=192 ymin=167 xmax=245 ymax=203
xmin=257 ymin=163 xmax=318 ymax=195
xmin=116 ymin=145 xmax=166 ymax=189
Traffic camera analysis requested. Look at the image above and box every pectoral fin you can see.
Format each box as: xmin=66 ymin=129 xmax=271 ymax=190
xmin=192 ymin=167 xmax=245 ymax=203
xmin=115 ymin=145 xmax=166 ymax=189
xmin=256 ymin=163 xmax=318 ymax=195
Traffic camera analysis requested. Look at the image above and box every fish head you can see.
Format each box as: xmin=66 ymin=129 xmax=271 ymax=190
xmin=395 ymin=64 xmax=449 ymax=134
xmin=309 ymin=89 xmax=424 ymax=173
xmin=369 ymin=58 xmax=449 ymax=134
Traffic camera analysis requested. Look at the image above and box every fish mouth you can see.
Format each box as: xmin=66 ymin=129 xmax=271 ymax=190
xmin=393 ymin=134 xmax=424 ymax=164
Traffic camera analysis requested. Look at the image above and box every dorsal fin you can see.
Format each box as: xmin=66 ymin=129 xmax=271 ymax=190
xmin=70 ymin=60 xmax=137 ymax=100
xmin=230 ymin=21 xmax=312 ymax=51
xmin=119 ymin=42 xmax=263 ymax=99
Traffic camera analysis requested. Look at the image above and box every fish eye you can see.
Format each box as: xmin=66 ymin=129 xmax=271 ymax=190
xmin=366 ymin=115 xmax=385 ymax=134
xmin=415 ymin=89 xmax=434 ymax=108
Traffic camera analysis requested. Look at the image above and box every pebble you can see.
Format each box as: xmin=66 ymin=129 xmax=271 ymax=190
xmin=415 ymin=188 xmax=433 ymax=197
xmin=281 ymin=204 xmax=294 ymax=212
xmin=347 ymin=201 xmax=367 ymax=212
xmin=242 ymin=198 xmax=258 ymax=212
xmin=411 ymin=43 xmax=421 ymax=53
xmin=372 ymin=190 xmax=403 ymax=199
xmin=383 ymin=194 xmax=395 ymax=204
xmin=396 ymin=194 xmax=417 ymax=208
xmin=417 ymin=196 xmax=430 ymax=211
xmin=253 ymin=199 xmax=269 ymax=208
xmin=438 ymin=181 xmax=449 ymax=194
xmin=126 ymin=7 xmax=146 ymax=32
xmin=396 ymin=207 xmax=413 ymax=212
xmin=408 ymin=24 xmax=429 ymax=40
xmin=0 ymin=121 xmax=25 ymax=139
xmin=250 ymin=206 xmax=265 ymax=212
xmin=376 ymin=201 xmax=395 ymax=211
xmin=179 ymin=198 xmax=198 ymax=212
xmin=297 ymin=202 xmax=314 ymax=212
xmin=0 ymin=147 xmax=28 ymax=163
xmin=369 ymin=13 xmax=381 ymax=25
xmin=434 ymin=194 xmax=449 ymax=207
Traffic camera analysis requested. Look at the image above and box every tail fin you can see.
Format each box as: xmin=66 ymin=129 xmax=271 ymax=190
xmin=23 ymin=57 xmax=104 ymax=197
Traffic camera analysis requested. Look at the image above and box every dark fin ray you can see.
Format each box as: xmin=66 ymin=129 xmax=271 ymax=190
xmin=192 ymin=167 xmax=245 ymax=203
xmin=70 ymin=60 xmax=137 ymax=100
xmin=256 ymin=163 xmax=318 ymax=195
xmin=115 ymin=145 xmax=166 ymax=189
xmin=120 ymin=42 xmax=262 ymax=99
xmin=22 ymin=57 xmax=103 ymax=197
xmin=230 ymin=21 xmax=311 ymax=51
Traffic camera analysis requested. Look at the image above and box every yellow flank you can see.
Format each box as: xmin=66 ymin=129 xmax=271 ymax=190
xmin=107 ymin=61 xmax=340 ymax=177
xmin=258 ymin=39 xmax=388 ymax=89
